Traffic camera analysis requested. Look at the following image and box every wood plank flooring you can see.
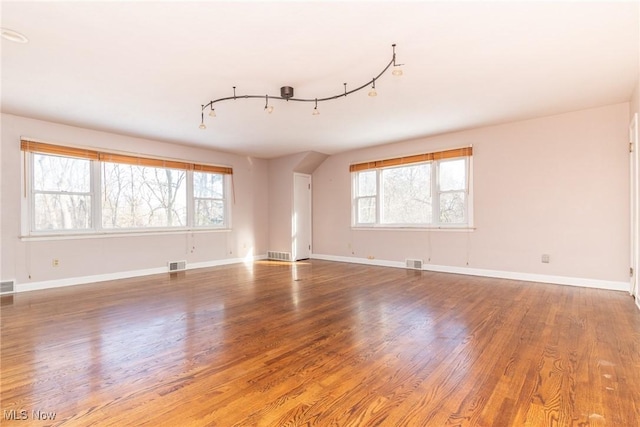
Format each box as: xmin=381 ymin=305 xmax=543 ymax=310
xmin=1 ymin=260 xmax=639 ymax=426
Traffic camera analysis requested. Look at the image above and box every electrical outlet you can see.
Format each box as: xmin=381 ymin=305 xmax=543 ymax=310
xmin=541 ymin=254 xmax=550 ymax=263
xmin=52 ymin=258 xmax=59 ymax=267
xmin=367 ymin=255 xmax=375 ymax=260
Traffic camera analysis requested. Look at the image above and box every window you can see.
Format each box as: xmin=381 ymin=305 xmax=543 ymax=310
xmin=102 ymin=163 xmax=187 ymax=228
xmin=32 ymin=154 xmax=92 ymax=231
xmin=22 ymin=140 xmax=231 ymax=234
xmin=351 ymin=147 xmax=472 ymax=228
xmin=193 ymin=171 xmax=226 ymax=227
xmin=354 ymin=170 xmax=377 ymax=224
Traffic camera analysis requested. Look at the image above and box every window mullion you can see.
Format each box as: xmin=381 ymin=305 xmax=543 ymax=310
xmin=187 ymin=169 xmax=194 ymax=228
xmin=32 ymin=190 xmax=91 ymax=196
xmin=224 ymin=174 xmax=230 ymax=228
xmin=376 ymin=170 xmax=381 ymax=224
xmin=29 ymin=152 xmax=35 ymax=233
xmin=92 ymin=160 xmax=101 ymax=231
xmin=433 ymin=161 xmax=440 ymax=226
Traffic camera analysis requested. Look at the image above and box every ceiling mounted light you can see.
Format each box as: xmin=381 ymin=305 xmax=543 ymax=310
xmin=209 ymin=106 xmax=216 ymax=117
xmin=199 ymin=44 xmax=403 ymax=128
xmin=368 ymin=78 xmax=377 ymax=97
xmin=1 ymin=28 xmax=28 ymax=43
xmin=264 ymin=95 xmax=274 ymax=114
xmin=199 ymin=108 xmax=206 ymax=129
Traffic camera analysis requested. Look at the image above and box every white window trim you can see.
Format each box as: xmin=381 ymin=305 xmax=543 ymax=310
xmin=351 ymin=155 xmax=474 ymax=229
xmin=192 ymin=170 xmax=229 ymax=229
xmin=21 ymin=151 xmax=232 ymax=238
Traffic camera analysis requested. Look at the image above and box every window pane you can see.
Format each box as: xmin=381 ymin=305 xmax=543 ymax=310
xmin=381 ymin=164 xmax=431 ymax=224
xmin=439 ymin=192 xmax=466 ymax=223
xmin=33 ymin=154 xmax=90 ymax=192
xmin=102 ymin=163 xmax=186 ymax=228
xmin=194 ymin=172 xmax=223 ymax=198
xmin=195 ymin=199 xmax=225 ymax=227
xmin=439 ymin=159 xmax=466 ymax=191
xmin=357 ymin=197 xmax=376 ymax=224
xmin=357 ymin=171 xmax=377 ymax=197
xmin=34 ymin=194 xmax=91 ymax=230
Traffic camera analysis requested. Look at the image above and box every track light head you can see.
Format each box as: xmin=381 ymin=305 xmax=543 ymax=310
xmin=264 ymin=95 xmax=274 ymax=113
xmin=368 ymin=78 xmax=377 ymax=97
xmin=199 ymin=109 xmax=206 ymax=129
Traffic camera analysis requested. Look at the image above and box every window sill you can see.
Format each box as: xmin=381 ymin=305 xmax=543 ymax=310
xmin=351 ymin=226 xmax=475 ymax=232
xmin=20 ymin=228 xmax=231 ymax=242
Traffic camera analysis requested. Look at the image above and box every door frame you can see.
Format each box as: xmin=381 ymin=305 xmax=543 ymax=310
xmin=292 ymin=173 xmax=312 ymax=261
xmin=630 ymin=113 xmax=638 ymax=303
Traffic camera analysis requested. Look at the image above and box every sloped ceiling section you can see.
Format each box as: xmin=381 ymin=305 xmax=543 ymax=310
xmin=1 ymin=1 xmax=638 ymax=159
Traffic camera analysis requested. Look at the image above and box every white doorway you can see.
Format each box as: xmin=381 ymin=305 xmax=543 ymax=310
xmin=293 ymin=173 xmax=312 ymax=261
xmin=630 ymin=113 xmax=638 ymax=303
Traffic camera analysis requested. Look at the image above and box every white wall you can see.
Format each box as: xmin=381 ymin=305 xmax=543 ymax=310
xmin=630 ymin=73 xmax=639 ymax=308
xmin=267 ymin=151 xmax=328 ymax=255
xmin=1 ymin=103 xmax=633 ymax=291
xmin=0 ymin=114 xmax=269 ymax=290
xmin=268 ymin=153 xmax=303 ymax=254
xmin=312 ymin=103 xmax=630 ymax=287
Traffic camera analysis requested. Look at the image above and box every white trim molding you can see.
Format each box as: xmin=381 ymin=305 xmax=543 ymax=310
xmin=14 ymin=254 xmax=267 ymax=293
xmin=311 ymin=253 xmax=628 ymax=292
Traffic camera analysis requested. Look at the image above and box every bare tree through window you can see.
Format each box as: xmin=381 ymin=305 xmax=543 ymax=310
xmin=33 ymin=154 xmax=91 ymax=230
xmin=102 ymin=163 xmax=186 ymax=228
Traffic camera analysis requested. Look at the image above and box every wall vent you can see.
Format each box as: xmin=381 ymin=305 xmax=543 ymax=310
xmin=1 ymin=280 xmax=15 ymax=294
xmin=168 ymin=261 xmax=187 ymax=272
xmin=405 ymin=259 xmax=423 ymax=270
xmin=267 ymin=251 xmax=292 ymax=262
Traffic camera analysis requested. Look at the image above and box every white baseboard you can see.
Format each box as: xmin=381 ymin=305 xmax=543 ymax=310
xmin=311 ymin=253 xmax=628 ymax=292
xmin=11 ymin=253 xmax=627 ymax=294
xmin=14 ymin=254 xmax=267 ymax=293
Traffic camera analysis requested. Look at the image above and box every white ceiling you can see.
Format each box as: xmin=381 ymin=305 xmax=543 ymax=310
xmin=1 ymin=1 xmax=638 ymax=159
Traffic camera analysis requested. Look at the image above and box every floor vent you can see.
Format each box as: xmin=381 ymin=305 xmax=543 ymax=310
xmin=405 ymin=259 xmax=423 ymax=270
xmin=168 ymin=261 xmax=187 ymax=272
xmin=1 ymin=280 xmax=15 ymax=294
xmin=267 ymin=251 xmax=292 ymax=262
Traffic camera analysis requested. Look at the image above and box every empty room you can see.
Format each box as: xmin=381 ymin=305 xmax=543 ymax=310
xmin=1 ymin=1 xmax=639 ymax=426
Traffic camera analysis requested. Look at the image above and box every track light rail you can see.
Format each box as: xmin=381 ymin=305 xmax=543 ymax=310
xmin=199 ymin=44 xmax=402 ymax=127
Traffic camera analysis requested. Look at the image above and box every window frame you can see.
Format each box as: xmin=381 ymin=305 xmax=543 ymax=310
xmin=352 ymin=169 xmax=379 ymax=225
xmin=192 ymin=170 xmax=229 ymax=228
xmin=30 ymin=153 xmax=94 ymax=232
xmin=351 ymin=151 xmax=473 ymax=229
xmin=21 ymin=141 xmax=232 ymax=237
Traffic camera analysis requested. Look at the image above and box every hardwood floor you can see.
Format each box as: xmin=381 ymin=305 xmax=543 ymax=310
xmin=1 ymin=260 xmax=639 ymax=426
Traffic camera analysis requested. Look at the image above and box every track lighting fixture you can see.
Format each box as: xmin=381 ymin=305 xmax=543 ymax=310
xmin=1 ymin=28 xmax=28 ymax=43
xmin=200 ymin=44 xmax=402 ymax=127
xmin=368 ymin=78 xmax=377 ymax=97
xmin=264 ymin=95 xmax=274 ymax=114
xmin=199 ymin=107 xmax=206 ymax=129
